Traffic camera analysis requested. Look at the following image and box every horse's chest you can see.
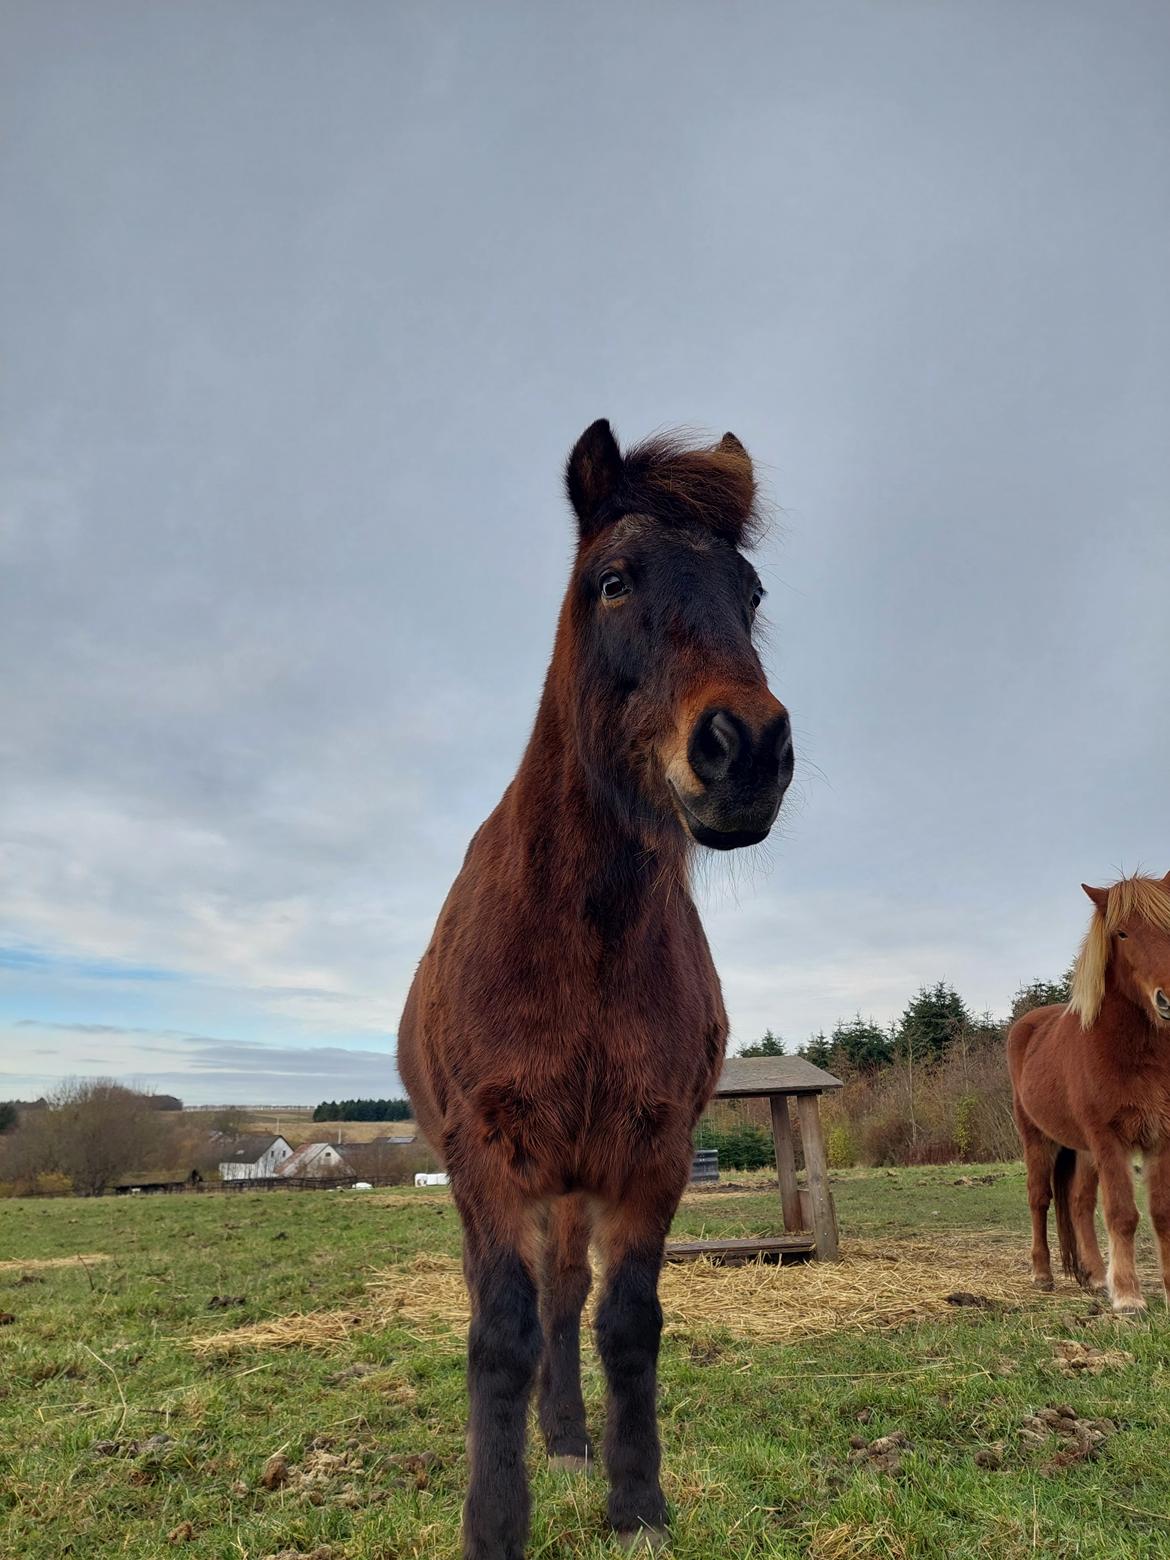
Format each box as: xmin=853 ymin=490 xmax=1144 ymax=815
xmin=1114 ymin=1088 xmax=1170 ymax=1150
xmin=1106 ymin=1060 xmax=1170 ymax=1148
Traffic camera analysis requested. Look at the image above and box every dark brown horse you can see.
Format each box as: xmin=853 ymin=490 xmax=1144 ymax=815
xmin=1008 ymin=871 xmax=1170 ymax=1312
xmin=397 ymin=420 xmax=792 ymax=1558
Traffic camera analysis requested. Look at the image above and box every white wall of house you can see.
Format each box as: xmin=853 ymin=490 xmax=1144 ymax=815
xmin=219 ymin=1136 xmax=293 ymax=1181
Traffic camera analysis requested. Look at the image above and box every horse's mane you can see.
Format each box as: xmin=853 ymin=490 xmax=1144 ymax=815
xmin=1068 ymin=873 xmax=1170 ymax=1027
xmin=611 ymin=432 xmax=764 ymax=549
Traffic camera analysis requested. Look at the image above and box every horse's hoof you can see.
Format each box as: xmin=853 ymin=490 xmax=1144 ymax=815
xmin=615 ymin=1530 xmax=667 ymax=1554
xmin=1032 ymin=1276 xmax=1054 ymax=1292
xmin=549 ymin=1454 xmax=591 ymax=1475
xmin=1111 ymin=1297 xmax=1147 ymax=1315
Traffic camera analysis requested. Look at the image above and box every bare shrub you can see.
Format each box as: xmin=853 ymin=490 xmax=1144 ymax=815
xmin=211 ymin=1106 xmax=248 ymax=1137
xmin=860 ymin=1106 xmax=918 ymax=1166
xmin=820 ymin=1032 xmax=1017 ymax=1167
xmin=0 ymin=1107 xmax=59 ymax=1192
xmin=1 ymin=1080 xmax=169 ymax=1196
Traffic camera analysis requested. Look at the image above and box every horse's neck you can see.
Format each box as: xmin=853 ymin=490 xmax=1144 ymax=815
xmin=1096 ymin=972 xmax=1158 ymax=1049
xmin=507 ymin=696 xmax=689 ymax=926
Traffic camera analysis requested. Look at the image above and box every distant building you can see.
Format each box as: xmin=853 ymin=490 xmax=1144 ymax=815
xmin=217 ymin=1134 xmax=293 ymax=1181
xmin=278 ymin=1141 xmax=354 ymax=1180
xmin=372 ymin=1132 xmax=417 ymax=1146
xmin=114 ymin=1169 xmax=203 ymax=1196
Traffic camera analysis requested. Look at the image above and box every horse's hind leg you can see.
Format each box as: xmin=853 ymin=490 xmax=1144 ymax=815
xmin=538 ymin=1193 xmax=594 ymax=1471
xmin=1069 ymin=1154 xmax=1107 ymax=1292
xmin=1016 ymin=1114 xmax=1056 ymax=1289
xmin=1143 ymin=1146 xmax=1170 ymax=1306
xmin=456 ymin=1184 xmax=543 ymax=1560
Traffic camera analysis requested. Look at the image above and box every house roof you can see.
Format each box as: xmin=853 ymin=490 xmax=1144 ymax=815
xmin=217 ymin=1134 xmax=287 ymax=1164
xmin=114 ymin=1168 xmax=200 ymax=1187
xmin=280 ymin=1141 xmax=353 ymax=1177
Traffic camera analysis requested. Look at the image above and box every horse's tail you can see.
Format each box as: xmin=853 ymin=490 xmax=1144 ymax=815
xmin=1052 ymin=1146 xmax=1085 ymax=1283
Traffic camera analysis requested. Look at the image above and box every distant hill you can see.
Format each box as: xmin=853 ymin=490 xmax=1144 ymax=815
xmin=182 ymin=1105 xmax=417 ymax=1148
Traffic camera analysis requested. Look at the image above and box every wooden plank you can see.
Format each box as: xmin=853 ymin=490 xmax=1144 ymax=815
xmin=796 ymin=1093 xmax=839 ymax=1261
xmin=769 ymin=1096 xmax=803 ymax=1232
xmin=716 ymin=1055 xmax=843 ymax=1099
xmin=665 ymin=1235 xmax=815 ymax=1267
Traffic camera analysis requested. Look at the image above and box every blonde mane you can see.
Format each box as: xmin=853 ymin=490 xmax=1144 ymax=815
xmin=1068 ymin=873 xmax=1170 ymax=1027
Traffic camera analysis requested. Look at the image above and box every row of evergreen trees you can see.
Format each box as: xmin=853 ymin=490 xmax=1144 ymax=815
xmin=312 ymin=1097 xmax=413 ymax=1122
xmin=739 ymin=971 xmax=1074 ymax=1079
xmin=694 ymin=1119 xmax=775 ymax=1170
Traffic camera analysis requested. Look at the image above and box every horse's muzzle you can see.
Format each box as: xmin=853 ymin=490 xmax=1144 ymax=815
xmin=673 ymin=704 xmax=793 ymax=850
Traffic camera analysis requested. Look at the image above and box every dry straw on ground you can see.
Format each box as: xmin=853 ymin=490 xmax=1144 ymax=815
xmin=368 ymin=1236 xmax=1043 ymax=1347
xmin=0 ymin=1252 xmax=112 ymax=1273
xmin=188 ymin=1231 xmax=1052 ymax=1357
xmin=188 ymin=1308 xmax=364 ymax=1357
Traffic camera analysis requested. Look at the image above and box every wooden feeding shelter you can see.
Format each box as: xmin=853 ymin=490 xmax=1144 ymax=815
xmin=668 ymin=1054 xmax=844 ymax=1266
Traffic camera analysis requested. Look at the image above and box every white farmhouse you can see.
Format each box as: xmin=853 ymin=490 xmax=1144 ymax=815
xmin=278 ymin=1141 xmax=354 ymax=1180
xmin=217 ymin=1134 xmax=294 ymax=1181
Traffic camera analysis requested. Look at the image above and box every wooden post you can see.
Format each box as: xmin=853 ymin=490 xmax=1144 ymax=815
xmin=769 ymin=1095 xmax=803 ymax=1232
xmin=796 ymin=1092 xmax=839 ymax=1261
xmin=798 ymin=1188 xmax=813 ymax=1230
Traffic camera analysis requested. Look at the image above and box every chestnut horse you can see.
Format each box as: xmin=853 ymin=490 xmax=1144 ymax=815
xmin=1008 ymin=871 xmax=1170 ymax=1312
xmin=397 ymin=420 xmax=792 ymax=1558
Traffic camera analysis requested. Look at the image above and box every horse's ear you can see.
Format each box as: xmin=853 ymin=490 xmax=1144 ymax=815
xmin=714 ymin=433 xmax=756 ymax=530
xmin=566 ymin=419 xmax=624 ymax=538
xmin=1082 ymin=883 xmax=1109 ymax=911
xmin=718 ymin=431 xmax=750 ymax=462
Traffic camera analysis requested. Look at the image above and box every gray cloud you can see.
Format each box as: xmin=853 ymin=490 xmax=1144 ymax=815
xmin=1 ymin=1022 xmax=394 ymax=1103
xmin=2 ymin=1 xmax=1168 ymax=1098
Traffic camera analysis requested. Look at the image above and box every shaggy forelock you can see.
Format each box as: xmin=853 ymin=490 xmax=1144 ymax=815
xmin=602 ymin=433 xmax=763 ymax=550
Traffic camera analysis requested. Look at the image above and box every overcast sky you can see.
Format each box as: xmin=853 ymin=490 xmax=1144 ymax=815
xmin=2 ymin=2 xmax=1168 ymax=1106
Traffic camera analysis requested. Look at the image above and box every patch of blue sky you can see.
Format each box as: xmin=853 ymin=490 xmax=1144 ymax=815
xmin=0 ymin=944 xmax=179 ymax=984
xmin=0 ymin=966 xmax=392 ymax=1063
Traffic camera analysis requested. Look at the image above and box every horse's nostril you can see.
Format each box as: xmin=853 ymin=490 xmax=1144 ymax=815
xmin=767 ymin=711 xmax=792 ymax=764
xmin=708 ymin=711 xmax=739 ymax=761
xmin=689 ymin=710 xmax=741 ymax=785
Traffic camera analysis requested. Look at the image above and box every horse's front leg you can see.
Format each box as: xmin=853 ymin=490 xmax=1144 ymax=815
xmin=456 ymin=1182 xmax=544 ymax=1560
xmin=595 ymin=1173 xmax=684 ymax=1550
xmin=538 ymin=1192 xmax=594 ymax=1470
xmin=1090 ymin=1134 xmax=1145 ymax=1312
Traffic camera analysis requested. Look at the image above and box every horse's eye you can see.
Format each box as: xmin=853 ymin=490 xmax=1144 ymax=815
xmin=750 ymin=587 xmax=764 ymax=612
xmin=1117 ymin=931 xmax=1128 ymax=939
xmin=600 ymin=571 xmax=629 ymax=601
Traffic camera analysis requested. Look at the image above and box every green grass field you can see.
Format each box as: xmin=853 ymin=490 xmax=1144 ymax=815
xmin=3 ymin=1165 xmax=1170 ymax=1559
